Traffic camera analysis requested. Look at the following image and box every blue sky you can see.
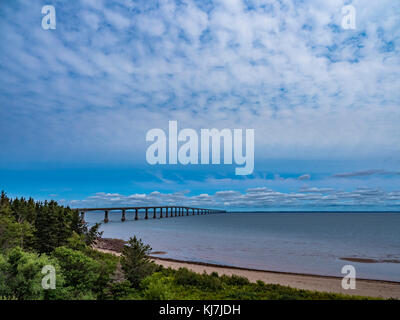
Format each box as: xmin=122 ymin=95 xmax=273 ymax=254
xmin=0 ymin=0 xmax=399 ymax=210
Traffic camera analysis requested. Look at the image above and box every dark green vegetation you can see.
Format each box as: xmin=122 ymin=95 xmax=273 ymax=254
xmin=0 ymin=191 xmax=370 ymax=300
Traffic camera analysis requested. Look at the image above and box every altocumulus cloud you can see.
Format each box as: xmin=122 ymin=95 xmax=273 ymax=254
xmin=0 ymin=0 xmax=399 ymax=163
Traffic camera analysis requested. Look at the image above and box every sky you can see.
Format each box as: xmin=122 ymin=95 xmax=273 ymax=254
xmin=0 ymin=0 xmax=399 ymax=210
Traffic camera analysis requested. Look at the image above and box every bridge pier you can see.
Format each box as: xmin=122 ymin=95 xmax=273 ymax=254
xmin=104 ymin=210 xmax=109 ymax=223
xmin=121 ymin=209 xmax=126 ymax=222
xmin=159 ymin=207 xmax=163 ymax=218
xmin=145 ymin=208 xmax=148 ymax=219
xmin=174 ymin=207 xmax=177 ymax=217
xmin=153 ymin=207 xmax=156 ymax=219
xmin=165 ymin=207 xmax=169 ymax=218
xmin=186 ymin=208 xmax=189 ymax=216
xmin=135 ymin=208 xmax=138 ymax=220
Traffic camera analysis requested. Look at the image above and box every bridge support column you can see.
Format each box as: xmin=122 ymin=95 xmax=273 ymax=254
xmin=197 ymin=209 xmax=199 ymax=215
xmin=160 ymin=207 xmax=163 ymax=218
xmin=186 ymin=208 xmax=189 ymax=216
xmin=153 ymin=207 xmax=156 ymax=219
xmin=145 ymin=208 xmax=148 ymax=219
xmin=166 ymin=207 xmax=169 ymax=218
xmin=179 ymin=207 xmax=182 ymax=216
xmin=135 ymin=208 xmax=138 ymax=220
xmin=121 ymin=209 xmax=126 ymax=222
xmin=104 ymin=210 xmax=109 ymax=223
xmin=174 ymin=207 xmax=177 ymax=217
xmin=192 ymin=208 xmax=195 ymax=215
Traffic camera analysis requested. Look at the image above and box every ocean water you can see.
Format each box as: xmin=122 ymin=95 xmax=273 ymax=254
xmin=85 ymin=211 xmax=400 ymax=282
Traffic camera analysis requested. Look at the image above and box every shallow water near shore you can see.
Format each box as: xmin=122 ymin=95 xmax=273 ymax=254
xmin=85 ymin=211 xmax=400 ymax=282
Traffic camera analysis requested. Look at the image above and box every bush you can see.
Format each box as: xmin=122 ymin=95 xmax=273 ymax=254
xmin=105 ymin=281 xmax=137 ymax=300
xmin=173 ymin=268 xmax=223 ymax=291
xmin=141 ymin=272 xmax=175 ymax=300
xmin=0 ymin=247 xmax=68 ymax=300
xmin=221 ymin=274 xmax=250 ymax=286
xmin=52 ymin=246 xmax=101 ymax=295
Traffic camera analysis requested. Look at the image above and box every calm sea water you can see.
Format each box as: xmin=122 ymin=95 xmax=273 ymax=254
xmin=85 ymin=211 xmax=400 ymax=282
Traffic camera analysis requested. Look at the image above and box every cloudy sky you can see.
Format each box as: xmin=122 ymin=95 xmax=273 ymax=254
xmin=0 ymin=0 xmax=399 ymax=210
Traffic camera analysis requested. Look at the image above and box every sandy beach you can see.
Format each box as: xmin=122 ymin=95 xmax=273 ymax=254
xmin=95 ymin=239 xmax=400 ymax=299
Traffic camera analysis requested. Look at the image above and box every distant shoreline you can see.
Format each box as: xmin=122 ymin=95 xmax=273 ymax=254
xmin=94 ymin=238 xmax=400 ymax=299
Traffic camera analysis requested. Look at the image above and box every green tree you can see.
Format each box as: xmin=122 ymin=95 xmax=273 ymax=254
xmin=34 ymin=201 xmax=75 ymax=253
xmin=84 ymin=223 xmax=103 ymax=246
xmin=120 ymin=236 xmax=157 ymax=288
xmin=0 ymin=206 xmax=34 ymax=252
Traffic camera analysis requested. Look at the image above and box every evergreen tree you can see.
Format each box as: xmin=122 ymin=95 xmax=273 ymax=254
xmin=120 ymin=236 xmax=156 ymax=288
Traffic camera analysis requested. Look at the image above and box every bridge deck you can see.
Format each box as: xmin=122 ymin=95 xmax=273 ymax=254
xmin=75 ymin=206 xmax=226 ymax=223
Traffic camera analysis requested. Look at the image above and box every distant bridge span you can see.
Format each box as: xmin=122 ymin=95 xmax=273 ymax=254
xmin=76 ymin=206 xmax=227 ymax=223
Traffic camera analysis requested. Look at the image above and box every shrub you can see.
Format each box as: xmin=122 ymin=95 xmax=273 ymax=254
xmin=173 ymin=268 xmax=223 ymax=291
xmin=105 ymin=281 xmax=137 ymax=300
xmin=221 ymin=274 xmax=250 ymax=286
xmin=52 ymin=246 xmax=101 ymax=295
xmin=141 ymin=273 xmax=175 ymax=300
xmin=0 ymin=247 xmax=67 ymax=300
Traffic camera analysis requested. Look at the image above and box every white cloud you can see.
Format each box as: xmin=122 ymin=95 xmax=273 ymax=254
xmin=65 ymin=185 xmax=400 ymax=209
xmin=0 ymin=0 xmax=399 ymax=164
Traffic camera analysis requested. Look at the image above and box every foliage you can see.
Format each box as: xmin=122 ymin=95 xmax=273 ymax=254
xmin=138 ymin=267 xmax=370 ymax=300
xmin=0 ymin=191 xmax=88 ymax=254
xmin=141 ymin=272 xmax=175 ymax=300
xmin=0 ymin=247 xmax=69 ymax=300
xmin=0 ymin=212 xmax=34 ymax=252
xmin=52 ymin=246 xmax=101 ymax=294
xmin=84 ymin=223 xmax=103 ymax=246
xmin=104 ymin=281 xmax=137 ymax=300
xmin=120 ymin=236 xmax=157 ymax=288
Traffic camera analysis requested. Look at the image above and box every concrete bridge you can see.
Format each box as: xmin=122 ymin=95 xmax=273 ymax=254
xmin=77 ymin=206 xmax=227 ymax=223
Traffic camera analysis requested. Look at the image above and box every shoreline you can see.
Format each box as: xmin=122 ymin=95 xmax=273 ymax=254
xmin=94 ymin=238 xmax=400 ymax=299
